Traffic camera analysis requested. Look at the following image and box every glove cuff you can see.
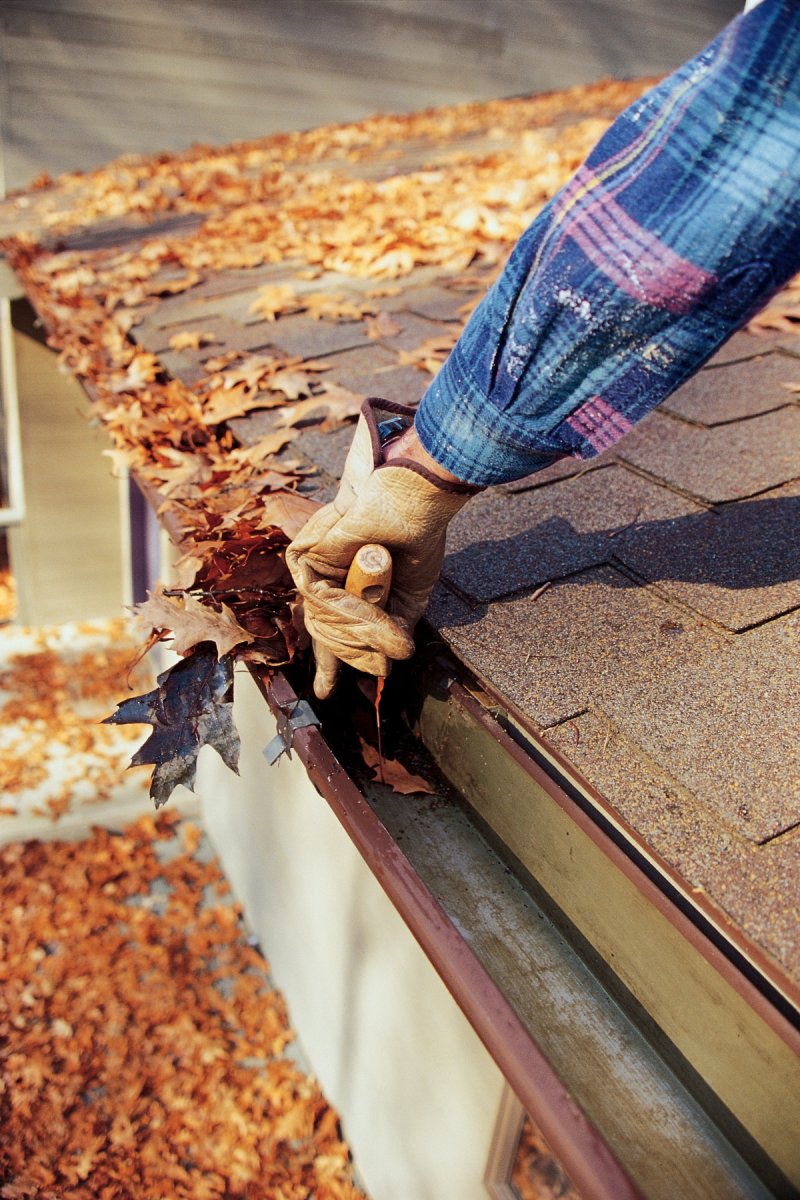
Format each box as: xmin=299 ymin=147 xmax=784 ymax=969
xmin=361 ymin=397 xmax=480 ymax=496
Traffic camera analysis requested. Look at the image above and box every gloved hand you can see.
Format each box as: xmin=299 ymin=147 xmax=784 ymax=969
xmin=286 ymin=398 xmax=476 ymax=699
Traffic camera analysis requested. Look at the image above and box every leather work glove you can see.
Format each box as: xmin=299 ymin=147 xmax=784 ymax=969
xmin=286 ymin=398 xmax=476 ymax=699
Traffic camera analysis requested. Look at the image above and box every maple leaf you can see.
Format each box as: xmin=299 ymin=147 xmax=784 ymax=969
xmin=104 ymin=646 xmax=240 ymax=807
xmin=134 ymin=583 xmax=255 ymax=657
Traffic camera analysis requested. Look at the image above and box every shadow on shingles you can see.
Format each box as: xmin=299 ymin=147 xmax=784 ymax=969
xmin=441 ymin=494 xmax=800 ymax=605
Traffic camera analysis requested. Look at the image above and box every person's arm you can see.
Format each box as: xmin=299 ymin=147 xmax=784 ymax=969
xmin=287 ymin=0 xmax=800 ymax=694
xmin=414 ymin=0 xmax=800 ymax=485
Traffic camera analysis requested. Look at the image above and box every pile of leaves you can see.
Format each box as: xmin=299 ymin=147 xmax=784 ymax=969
xmin=0 ymin=79 xmax=651 ymax=803
xmin=0 ymin=812 xmax=366 ymax=1199
xmin=0 ymin=619 xmax=152 ymax=822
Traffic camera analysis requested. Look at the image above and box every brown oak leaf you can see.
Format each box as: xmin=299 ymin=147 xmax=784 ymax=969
xmin=303 ymin=292 xmax=375 ymax=321
xmin=248 ymin=284 xmax=297 ymax=320
xmin=134 ymin=584 xmax=255 ymax=657
xmin=273 ymin=385 xmax=365 ymax=431
xmin=365 ymin=311 xmax=402 ymax=340
xmin=359 ymin=738 xmax=437 ymax=795
xmin=110 ymin=351 xmax=161 ymax=394
xmin=168 ymin=329 xmax=218 ymax=351
xmin=260 ymin=491 xmax=319 ymax=538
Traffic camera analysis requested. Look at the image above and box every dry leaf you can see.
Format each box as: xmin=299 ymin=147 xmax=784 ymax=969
xmin=168 ymin=329 xmax=217 ymax=351
xmin=747 ymin=304 xmax=800 ymax=334
xmin=248 ymin=284 xmax=297 ymax=320
xmin=365 ymin=311 xmax=402 ymax=340
xmin=260 ymin=491 xmax=319 ymax=538
xmin=274 ymin=385 xmax=365 ymax=431
xmin=0 ymin=814 xmax=368 ymax=1194
xmin=270 ymin=366 xmax=320 ymax=399
xmin=109 ymin=351 xmax=161 ymax=394
xmin=200 ymin=381 xmax=283 ymax=425
xmin=220 ymin=353 xmax=286 ymax=391
xmin=134 ymin=584 xmax=255 ymax=658
xmin=360 ymin=738 xmax=437 ymax=795
xmin=303 ymin=292 xmax=375 ymax=321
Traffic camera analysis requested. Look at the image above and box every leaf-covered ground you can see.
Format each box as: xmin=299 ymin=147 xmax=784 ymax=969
xmin=0 ymin=814 xmax=366 ymax=1200
xmin=0 ymin=619 xmax=152 ymax=825
xmin=0 ymin=618 xmax=365 ymax=1198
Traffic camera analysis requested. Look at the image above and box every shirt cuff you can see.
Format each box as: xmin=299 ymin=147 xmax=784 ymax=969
xmin=414 ymin=341 xmax=570 ymax=487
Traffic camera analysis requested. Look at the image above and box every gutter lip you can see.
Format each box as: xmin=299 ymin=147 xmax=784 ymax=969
xmin=448 ymin=670 xmax=800 ymax=1045
xmin=252 ymin=664 xmax=645 ymax=1200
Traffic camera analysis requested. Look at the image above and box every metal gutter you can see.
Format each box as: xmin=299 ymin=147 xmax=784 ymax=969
xmin=252 ymin=666 xmax=645 ymax=1200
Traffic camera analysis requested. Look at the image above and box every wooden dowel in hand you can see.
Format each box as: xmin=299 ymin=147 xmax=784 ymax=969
xmin=345 ymin=543 xmax=392 ymax=607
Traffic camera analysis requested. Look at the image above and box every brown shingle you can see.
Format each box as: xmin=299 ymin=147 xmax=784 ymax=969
xmin=442 ymin=463 xmax=701 ymax=602
xmin=662 ymin=353 xmax=798 ymax=425
xmin=616 ymin=407 xmax=800 ymax=502
xmin=614 ymin=477 xmax=800 ymax=630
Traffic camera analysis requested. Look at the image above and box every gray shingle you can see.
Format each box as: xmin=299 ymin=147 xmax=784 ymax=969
xmin=616 ymin=407 xmax=800 ymax=502
xmin=662 ymin=353 xmax=797 ymax=425
xmin=443 ymin=463 xmax=700 ymax=601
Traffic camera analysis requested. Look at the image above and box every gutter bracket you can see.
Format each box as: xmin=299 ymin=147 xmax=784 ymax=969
xmin=263 ymin=699 xmax=320 ymax=765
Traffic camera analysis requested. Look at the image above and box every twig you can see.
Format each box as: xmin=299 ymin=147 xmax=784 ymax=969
xmin=607 ymin=507 xmax=644 ymax=539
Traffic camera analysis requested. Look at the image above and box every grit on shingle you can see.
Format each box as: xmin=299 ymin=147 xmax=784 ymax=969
xmin=442 ymin=464 xmax=702 ymax=602
xmin=428 ymin=570 xmax=799 ymax=842
xmin=662 ymin=352 xmax=799 ymax=425
xmin=614 ymin=476 xmax=800 ymax=630
xmin=616 ymin=406 xmax=800 ymax=502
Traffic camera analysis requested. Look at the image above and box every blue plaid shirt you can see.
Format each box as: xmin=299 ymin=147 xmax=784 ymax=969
xmin=416 ymin=0 xmax=800 ymax=485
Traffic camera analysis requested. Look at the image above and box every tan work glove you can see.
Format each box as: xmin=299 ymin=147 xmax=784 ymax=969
xmin=286 ymin=398 xmax=476 ymax=699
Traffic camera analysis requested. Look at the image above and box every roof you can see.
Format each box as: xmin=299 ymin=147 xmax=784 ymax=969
xmin=0 ymin=77 xmax=797 ymax=996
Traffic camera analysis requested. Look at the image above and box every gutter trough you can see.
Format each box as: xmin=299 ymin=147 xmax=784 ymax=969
xmin=253 ymin=664 xmax=795 ymax=1200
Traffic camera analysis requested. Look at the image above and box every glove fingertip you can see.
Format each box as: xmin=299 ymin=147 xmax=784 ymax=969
xmin=311 ymin=639 xmax=341 ymax=700
xmin=313 ymin=673 xmax=334 ymax=701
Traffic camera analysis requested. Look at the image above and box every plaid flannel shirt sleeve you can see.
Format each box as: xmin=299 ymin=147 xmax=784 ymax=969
xmin=415 ymin=0 xmax=800 ymax=486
